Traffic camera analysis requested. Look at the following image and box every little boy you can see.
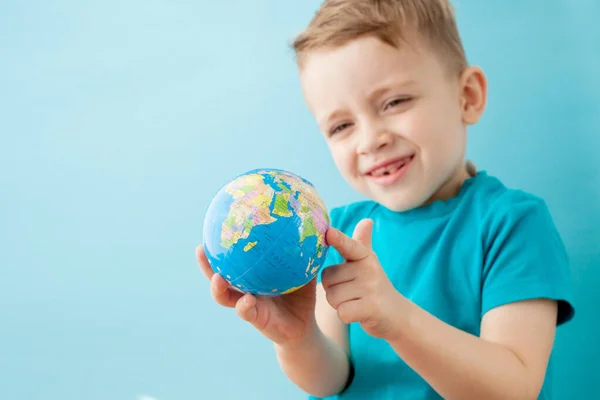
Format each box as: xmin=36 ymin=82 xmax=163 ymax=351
xmin=197 ymin=0 xmax=575 ymax=398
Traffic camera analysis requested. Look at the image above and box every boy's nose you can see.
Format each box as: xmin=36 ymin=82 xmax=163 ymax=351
xmin=356 ymin=123 xmax=393 ymax=155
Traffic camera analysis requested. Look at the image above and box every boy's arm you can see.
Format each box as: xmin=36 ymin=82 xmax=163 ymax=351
xmin=275 ymin=283 xmax=351 ymax=398
xmin=387 ymin=297 xmax=557 ymax=400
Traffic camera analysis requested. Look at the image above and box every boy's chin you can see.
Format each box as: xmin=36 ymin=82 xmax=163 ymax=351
xmin=367 ymin=190 xmax=429 ymax=213
xmin=349 ymin=180 xmax=429 ymax=212
xmin=378 ymin=198 xmax=424 ymax=213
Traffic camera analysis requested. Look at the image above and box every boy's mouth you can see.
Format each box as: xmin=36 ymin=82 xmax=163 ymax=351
xmin=365 ymin=155 xmax=414 ymax=177
xmin=364 ymin=155 xmax=415 ymax=186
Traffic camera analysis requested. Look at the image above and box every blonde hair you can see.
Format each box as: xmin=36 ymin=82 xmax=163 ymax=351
xmin=292 ymin=0 xmax=468 ymax=75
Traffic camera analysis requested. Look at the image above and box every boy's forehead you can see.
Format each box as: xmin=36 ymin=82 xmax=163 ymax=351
xmin=303 ymin=36 xmax=421 ymax=70
xmin=299 ymin=36 xmax=434 ymax=104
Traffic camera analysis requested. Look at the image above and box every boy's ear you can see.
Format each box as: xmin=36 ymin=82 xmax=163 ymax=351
xmin=460 ymin=66 xmax=487 ymax=125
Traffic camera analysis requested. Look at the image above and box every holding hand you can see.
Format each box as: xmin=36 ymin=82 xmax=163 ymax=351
xmin=196 ymin=245 xmax=319 ymax=346
xmin=322 ymin=219 xmax=404 ymax=339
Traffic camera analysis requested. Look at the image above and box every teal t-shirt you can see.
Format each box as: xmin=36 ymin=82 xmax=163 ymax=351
xmin=311 ymin=171 xmax=575 ymax=400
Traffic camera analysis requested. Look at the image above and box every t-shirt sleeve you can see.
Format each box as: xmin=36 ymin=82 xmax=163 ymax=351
xmin=481 ymin=195 xmax=575 ymax=325
xmin=316 ymin=206 xmax=344 ymax=283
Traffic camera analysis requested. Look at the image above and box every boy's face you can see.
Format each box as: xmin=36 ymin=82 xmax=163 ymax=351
xmin=299 ymin=35 xmax=485 ymax=212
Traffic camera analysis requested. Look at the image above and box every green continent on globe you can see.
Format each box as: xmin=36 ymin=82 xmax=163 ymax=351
xmin=220 ymin=174 xmax=277 ymax=249
xmin=272 ymin=193 xmax=293 ymax=217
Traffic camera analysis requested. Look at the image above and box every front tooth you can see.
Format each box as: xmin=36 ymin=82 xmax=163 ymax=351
xmin=372 ymin=167 xmax=386 ymax=176
xmin=372 ymin=160 xmax=406 ymax=177
xmin=389 ymin=161 xmax=405 ymax=173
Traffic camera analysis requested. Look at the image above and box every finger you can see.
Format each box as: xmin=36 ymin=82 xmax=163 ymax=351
xmin=196 ymin=245 xmax=215 ymax=280
xmin=326 ymin=228 xmax=370 ymax=262
xmin=324 ymin=279 xmax=362 ymax=310
xmin=336 ymin=299 xmax=363 ymax=325
xmin=321 ymin=263 xmax=356 ymax=290
xmin=235 ymin=293 xmax=258 ymax=323
xmin=352 ymin=219 xmax=373 ymax=249
xmin=210 ymin=273 xmax=243 ymax=308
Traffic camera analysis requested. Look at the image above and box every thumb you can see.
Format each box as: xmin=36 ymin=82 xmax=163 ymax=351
xmin=236 ymin=294 xmax=259 ymax=323
xmin=353 ymin=218 xmax=373 ymax=249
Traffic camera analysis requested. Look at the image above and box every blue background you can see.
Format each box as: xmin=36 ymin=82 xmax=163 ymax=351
xmin=1 ymin=1 xmax=598 ymax=399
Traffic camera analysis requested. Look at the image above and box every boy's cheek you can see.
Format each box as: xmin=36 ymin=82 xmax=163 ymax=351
xmin=331 ymin=149 xmax=354 ymax=177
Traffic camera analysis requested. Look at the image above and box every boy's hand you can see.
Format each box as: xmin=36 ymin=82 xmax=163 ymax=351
xmin=322 ymin=219 xmax=403 ymax=339
xmin=196 ymin=245 xmax=319 ymax=347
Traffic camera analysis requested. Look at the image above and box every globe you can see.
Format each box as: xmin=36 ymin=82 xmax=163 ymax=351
xmin=202 ymin=168 xmax=331 ymax=296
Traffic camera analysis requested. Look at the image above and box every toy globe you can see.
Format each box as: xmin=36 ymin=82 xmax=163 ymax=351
xmin=202 ymin=169 xmax=330 ymax=296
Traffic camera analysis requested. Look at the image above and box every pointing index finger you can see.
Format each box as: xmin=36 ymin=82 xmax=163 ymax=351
xmin=326 ymin=228 xmax=370 ymax=262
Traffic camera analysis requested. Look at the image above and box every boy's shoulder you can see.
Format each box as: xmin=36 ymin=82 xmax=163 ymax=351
xmin=466 ymin=172 xmax=556 ymax=230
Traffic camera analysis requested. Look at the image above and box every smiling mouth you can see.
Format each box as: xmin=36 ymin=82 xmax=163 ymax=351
xmin=366 ymin=155 xmax=414 ymax=177
xmin=364 ymin=155 xmax=415 ymax=187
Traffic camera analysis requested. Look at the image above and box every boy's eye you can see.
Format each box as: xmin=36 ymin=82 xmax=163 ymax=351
xmin=384 ymin=97 xmax=410 ymax=110
xmin=330 ymin=122 xmax=353 ymax=136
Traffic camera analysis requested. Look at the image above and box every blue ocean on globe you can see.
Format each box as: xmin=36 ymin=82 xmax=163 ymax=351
xmin=202 ymin=169 xmax=331 ymax=296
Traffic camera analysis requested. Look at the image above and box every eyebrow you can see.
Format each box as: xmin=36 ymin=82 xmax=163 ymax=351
xmin=367 ymin=79 xmax=417 ymax=102
xmin=318 ymin=79 xmax=417 ymax=128
xmin=318 ymin=110 xmax=346 ymax=128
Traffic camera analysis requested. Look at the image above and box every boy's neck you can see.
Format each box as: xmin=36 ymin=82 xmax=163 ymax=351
xmin=424 ymin=162 xmax=473 ymax=206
